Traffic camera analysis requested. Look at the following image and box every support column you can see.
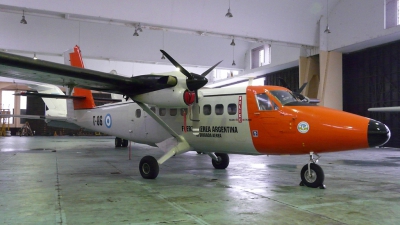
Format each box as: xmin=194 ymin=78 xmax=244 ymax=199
xmin=318 ymin=51 xmax=343 ymax=110
xmin=299 ymin=55 xmax=319 ymax=99
xmin=14 ymin=93 xmax=21 ymax=128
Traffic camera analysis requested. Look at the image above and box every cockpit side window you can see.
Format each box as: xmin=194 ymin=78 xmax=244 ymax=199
xmin=270 ymin=90 xmax=298 ymax=105
xmin=256 ymin=93 xmax=278 ymax=111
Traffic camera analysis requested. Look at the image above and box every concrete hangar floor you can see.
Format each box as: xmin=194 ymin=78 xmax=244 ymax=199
xmin=0 ymin=136 xmax=399 ymax=225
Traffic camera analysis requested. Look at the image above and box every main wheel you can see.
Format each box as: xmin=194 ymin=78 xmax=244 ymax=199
xmin=212 ymin=153 xmax=230 ymax=169
xmin=139 ymin=156 xmax=159 ymax=179
xmin=122 ymin=139 xmax=129 ymax=147
xmin=115 ymin=137 xmax=122 ymax=147
xmin=300 ymin=163 xmax=324 ymax=188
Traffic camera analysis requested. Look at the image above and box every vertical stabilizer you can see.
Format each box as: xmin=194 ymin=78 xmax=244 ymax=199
xmin=64 ymin=46 xmax=95 ymax=109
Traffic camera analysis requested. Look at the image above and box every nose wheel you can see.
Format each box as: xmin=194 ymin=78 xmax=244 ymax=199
xmin=300 ymin=152 xmax=326 ymax=189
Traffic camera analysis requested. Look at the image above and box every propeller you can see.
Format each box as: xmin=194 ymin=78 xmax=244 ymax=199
xmin=160 ymin=50 xmax=222 ymax=103
xmin=279 ymin=78 xmax=308 ymax=101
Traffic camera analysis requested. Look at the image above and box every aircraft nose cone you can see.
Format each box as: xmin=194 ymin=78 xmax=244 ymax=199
xmin=368 ymin=119 xmax=391 ymax=147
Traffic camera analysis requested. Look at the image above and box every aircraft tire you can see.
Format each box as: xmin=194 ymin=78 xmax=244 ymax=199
xmin=300 ymin=163 xmax=324 ymax=188
xmin=122 ymin=139 xmax=129 ymax=147
xmin=139 ymin=156 xmax=159 ymax=179
xmin=212 ymin=153 xmax=229 ymax=169
xmin=115 ymin=137 xmax=122 ymax=147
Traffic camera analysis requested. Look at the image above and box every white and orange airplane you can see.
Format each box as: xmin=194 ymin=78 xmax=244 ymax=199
xmin=0 ymin=46 xmax=391 ymax=188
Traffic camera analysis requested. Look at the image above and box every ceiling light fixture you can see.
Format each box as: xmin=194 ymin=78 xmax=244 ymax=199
xmin=324 ymin=0 xmax=331 ymax=33
xmin=230 ymin=37 xmax=235 ymax=46
xmin=133 ymin=29 xmax=139 ymax=36
xmin=137 ymin=23 xmax=143 ymax=32
xmin=33 ymin=53 xmax=37 ymax=60
xmin=161 ymin=31 xmax=165 ymax=59
xmin=232 ymin=45 xmax=236 ymax=66
xmin=20 ymin=10 xmax=27 ymax=24
xmin=225 ymin=0 xmax=233 ymax=18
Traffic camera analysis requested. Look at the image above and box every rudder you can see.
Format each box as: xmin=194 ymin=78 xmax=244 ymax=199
xmin=64 ymin=45 xmax=95 ymax=109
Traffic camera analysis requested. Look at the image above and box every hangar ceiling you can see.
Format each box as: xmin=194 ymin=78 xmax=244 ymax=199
xmin=0 ymin=0 xmax=337 ymax=69
xmin=0 ymin=0 xmax=400 ymax=84
xmin=0 ymin=0 xmax=332 ymax=46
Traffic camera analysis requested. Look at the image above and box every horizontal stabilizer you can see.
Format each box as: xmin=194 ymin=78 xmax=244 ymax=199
xmin=14 ymin=92 xmax=122 ymax=103
xmin=14 ymin=92 xmax=85 ymax=99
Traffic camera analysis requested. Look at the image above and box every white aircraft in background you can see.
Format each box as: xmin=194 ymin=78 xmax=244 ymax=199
xmin=368 ymin=106 xmax=400 ymax=112
xmin=0 ymin=46 xmax=390 ymax=189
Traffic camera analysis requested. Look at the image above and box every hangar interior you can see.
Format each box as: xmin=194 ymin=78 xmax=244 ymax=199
xmin=0 ymin=1 xmax=400 ymax=224
xmin=1 ymin=1 xmax=400 ymax=145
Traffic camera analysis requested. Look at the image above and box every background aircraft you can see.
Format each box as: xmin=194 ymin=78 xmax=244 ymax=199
xmin=368 ymin=106 xmax=400 ymax=112
xmin=0 ymin=46 xmax=391 ymax=189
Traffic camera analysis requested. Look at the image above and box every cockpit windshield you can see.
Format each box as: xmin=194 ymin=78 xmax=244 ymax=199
xmin=270 ymin=90 xmax=299 ymax=105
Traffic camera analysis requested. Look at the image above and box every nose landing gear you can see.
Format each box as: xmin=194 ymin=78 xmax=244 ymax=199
xmin=300 ymin=152 xmax=326 ymax=189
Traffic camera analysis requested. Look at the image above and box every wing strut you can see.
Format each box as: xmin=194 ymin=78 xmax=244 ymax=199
xmin=135 ymin=101 xmax=192 ymax=164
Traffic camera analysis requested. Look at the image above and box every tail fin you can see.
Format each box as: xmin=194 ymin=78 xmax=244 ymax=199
xmin=64 ymin=45 xmax=95 ymax=109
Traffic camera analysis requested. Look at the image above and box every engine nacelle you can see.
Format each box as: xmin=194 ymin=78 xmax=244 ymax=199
xmin=132 ymin=88 xmax=195 ymax=108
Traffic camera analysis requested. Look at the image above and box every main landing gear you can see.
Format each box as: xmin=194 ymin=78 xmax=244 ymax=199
xmin=300 ymin=152 xmax=326 ymax=189
xmin=138 ymin=152 xmax=230 ymax=179
xmin=115 ymin=137 xmax=128 ymax=147
xmin=139 ymin=156 xmax=159 ymax=179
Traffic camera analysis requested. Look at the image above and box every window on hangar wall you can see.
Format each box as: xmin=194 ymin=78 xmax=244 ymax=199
xmin=214 ymin=69 xmax=240 ymax=81
xmin=227 ymin=77 xmax=265 ymax=87
xmin=251 ymin=45 xmax=271 ymax=69
xmin=385 ymin=0 xmax=400 ymax=28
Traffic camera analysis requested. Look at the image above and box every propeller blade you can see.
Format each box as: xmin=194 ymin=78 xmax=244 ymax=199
xmin=278 ymin=78 xmax=288 ymax=89
xmin=201 ymin=60 xmax=223 ymax=77
xmin=297 ymin=82 xmax=308 ymax=94
xmin=160 ymin=50 xmax=193 ymax=79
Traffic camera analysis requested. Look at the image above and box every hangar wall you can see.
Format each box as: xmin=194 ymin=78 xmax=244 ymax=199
xmin=343 ymin=40 xmax=400 ymax=147
xmin=327 ymin=0 xmax=400 ymax=51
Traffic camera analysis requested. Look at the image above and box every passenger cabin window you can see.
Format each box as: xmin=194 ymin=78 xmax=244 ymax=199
xmin=256 ymin=93 xmax=277 ymax=110
xmin=203 ymin=104 xmax=211 ymax=115
xmin=215 ymin=104 xmax=224 ymax=115
xmin=135 ymin=109 xmax=141 ymax=118
xmin=150 ymin=107 xmax=156 ymax=113
xmin=170 ymin=108 xmax=177 ymax=116
xmin=227 ymin=103 xmax=237 ymax=115
xmin=159 ymin=108 xmax=166 ymax=116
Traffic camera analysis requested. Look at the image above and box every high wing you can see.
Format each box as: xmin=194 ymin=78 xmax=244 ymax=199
xmin=368 ymin=106 xmax=400 ymax=112
xmin=0 ymin=51 xmax=177 ymax=96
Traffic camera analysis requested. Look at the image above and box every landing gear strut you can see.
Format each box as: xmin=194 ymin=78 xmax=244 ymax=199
xmin=300 ymin=152 xmax=325 ymax=189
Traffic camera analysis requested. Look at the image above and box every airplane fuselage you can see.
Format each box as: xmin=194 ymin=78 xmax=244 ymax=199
xmin=71 ymin=85 xmax=389 ymax=156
